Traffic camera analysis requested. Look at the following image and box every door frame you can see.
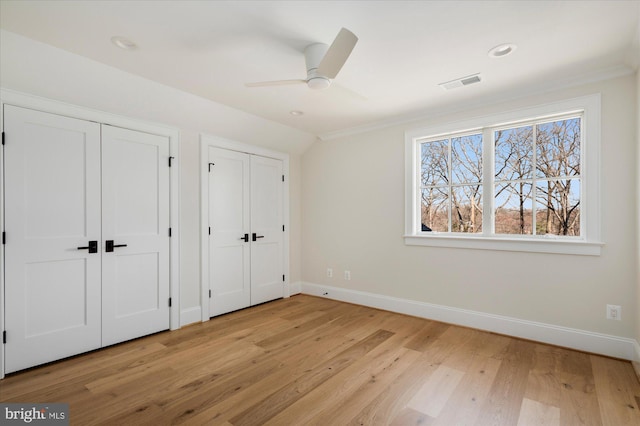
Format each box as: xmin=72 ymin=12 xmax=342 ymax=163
xmin=200 ymin=134 xmax=290 ymax=322
xmin=0 ymin=88 xmax=181 ymax=379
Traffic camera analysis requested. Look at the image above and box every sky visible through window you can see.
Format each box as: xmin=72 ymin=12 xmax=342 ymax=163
xmin=420 ymin=117 xmax=580 ymax=236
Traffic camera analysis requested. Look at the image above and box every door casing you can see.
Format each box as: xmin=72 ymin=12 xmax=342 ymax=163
xmin=0 ymin=88 xmax=181 ymax=379
xmin=200 ymin=134 xmax=290 ymax=321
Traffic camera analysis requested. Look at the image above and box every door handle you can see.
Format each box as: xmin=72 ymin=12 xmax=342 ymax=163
xmin=105 ymin=240 xmax=128 ymax=252
xmin=77 ymin=240 xmax=98 ymax=253
xmin=239 ymin=234 xmax=249 ymax=242
xmin=252 ymin=233 xmax=265 ymax=242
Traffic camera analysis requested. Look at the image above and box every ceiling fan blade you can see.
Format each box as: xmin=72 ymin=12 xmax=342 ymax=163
xmin=317 ymin=28 xmax=358 ymax=79
xmin=245 ymin=79 xmax=306 ymax=88
xmin=329 ymin=82 xmax=368 ymax=102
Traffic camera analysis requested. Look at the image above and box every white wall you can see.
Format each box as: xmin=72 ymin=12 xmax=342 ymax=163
xmin=2 ymin=28 xmax=638 ymax=357
xmin=302 ymin=74 xmax=638 ymax=341
xmin=636 ymin=68 xmax=640 ymax=368
xmin=0 ymin=30 xmax=316 ymax=319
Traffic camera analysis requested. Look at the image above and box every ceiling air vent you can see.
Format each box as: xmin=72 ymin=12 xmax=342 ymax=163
xmin=439 ymin=73 xmax=482 ymax=90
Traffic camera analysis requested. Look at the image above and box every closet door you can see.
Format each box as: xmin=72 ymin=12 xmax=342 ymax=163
xmin=101 ymin=125 xmax=171 ymax=346
xmin=208 ymin=147 xmax=251 ymax=316
xmin=250 ymin=155 xmax=284 ymax=305
xmin=3 ymin=105 xmax=102 ymax=373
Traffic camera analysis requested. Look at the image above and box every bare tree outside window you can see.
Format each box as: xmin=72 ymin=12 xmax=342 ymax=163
xmin=420 ymin=134 xmax=482 ymax=233
xmin=495 ymin=126 xmax=534 ymax=234
xmin=493 ymin=118 xmax=581 ymax=236
xmin=535 ymin=118 xmax=581 ymax=236
xmin=418 ymin=116 xmax=581 ymax=237
xmin=451 ymin=135 xmax=482 ymax=233
xmin=420 ymin=140 xmax=448 ymax=231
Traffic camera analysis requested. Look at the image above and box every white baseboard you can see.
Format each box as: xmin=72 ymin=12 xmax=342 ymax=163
xmin=633 ymin=342 xmax=640 ymax=381
xmin=289 ymin=281 xmax=302 ymax=296
xmin=180 ymin=306 xmax=202 ymax=327
xmin=301 ymin=282 xmax=638 ymax=361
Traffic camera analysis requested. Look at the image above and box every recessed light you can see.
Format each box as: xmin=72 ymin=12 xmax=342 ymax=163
xmin=488 ymin=43 xmax=516 ymax=58
xmin=289 ymin=110 xmax=304 ymax=116
xmin=111 ymin=36 xmax=138 ymax=51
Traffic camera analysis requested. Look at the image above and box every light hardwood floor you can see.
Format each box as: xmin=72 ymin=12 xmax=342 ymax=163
xmin=1 ymin=295 xmax=639 ymax=425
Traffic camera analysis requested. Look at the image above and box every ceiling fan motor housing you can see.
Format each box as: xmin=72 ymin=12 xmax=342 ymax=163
xmin=305 ymin=43 xmax=331 ymax=89
xmin=306 ymin=76 xmax=330 ymax=90
xmin=245 ymin=28 xmax=357 ymax=90
xmin=304 ymin=43 xmax=329 ymax=72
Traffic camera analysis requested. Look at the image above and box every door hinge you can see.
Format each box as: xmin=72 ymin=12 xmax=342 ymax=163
xmin=282 ymin=175 xmax=285 ymax=182
xmin=209 ymin=227 xmax=211 ymax=235
xmin=2 ymin=231 xmax=5 ymax=245
xmin=169 ymin=156 xmax=175 ymax=167
xmin=2 ymin=132 xmax=5 ymax=145
xmin=169 ymin=228 xmax=172 ymax=237
xmin=209 ymin=289 xmax=212 ymax=298
xmin=283 ymin=275 xmax=285 ymax=282
xmin=282 ymin=225 xmax=285 ymax=232
xmin=2 ymin=331 xmax=6 ymax=344
xmin=208 ymin=163 xmax=215 ymax=172
xmin=168 ymin=297 xmax=172 ymax=307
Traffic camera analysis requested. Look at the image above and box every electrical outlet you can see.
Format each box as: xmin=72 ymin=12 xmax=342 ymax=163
xmin=344 ymin=270 xmax=351 ymax=280
xmin=606 ymin=304 xmax=621 ymax=321
xmin=326 ymin=268 xmax=333 ymax=278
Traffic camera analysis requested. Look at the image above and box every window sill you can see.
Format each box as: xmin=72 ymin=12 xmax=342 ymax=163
xmin=404 ymin=234 xmax=603 ymax=256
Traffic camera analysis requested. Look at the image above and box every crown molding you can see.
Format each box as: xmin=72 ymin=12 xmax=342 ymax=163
xmin=317 ymin=64 xmax=634 ymax=142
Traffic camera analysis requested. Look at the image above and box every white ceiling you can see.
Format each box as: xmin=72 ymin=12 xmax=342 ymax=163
xmin=1 ymin=1 xmax=639 ymax=138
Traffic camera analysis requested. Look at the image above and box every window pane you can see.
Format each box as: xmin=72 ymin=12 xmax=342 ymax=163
xmin=495 ymin=126 xmax=533 ymax=181
xmin=451 ymin=185 xmax=482 ymax=233
xmin=421 ymin=187 xmax=448 ymax=232
xmin=495 ymin=182 xmax=533 ymax=234
xmin=421 ymin=140 xmax=448 ymax=186
xmin=536 ymin=118 xmax=581 ymax=178
xmin=414 ymin=112 xmax=584 ymax=239
xmin=451 ymin=134 xmax=482 ymax=184
xmin=535 ymin=179 xmax=580 ymax=236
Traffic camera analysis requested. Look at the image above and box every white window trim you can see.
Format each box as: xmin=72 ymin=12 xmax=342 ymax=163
xmin=404 ymin=94 xmax=603 ymax=256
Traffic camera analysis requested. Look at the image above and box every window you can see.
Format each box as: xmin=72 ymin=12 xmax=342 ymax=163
xmin=420 ymin=132 xmax=483 ymax=233
xmin=405 ymin=95 xmax=602 ymax=255
xmin=494 ymin=117 xmax=581 ymax=237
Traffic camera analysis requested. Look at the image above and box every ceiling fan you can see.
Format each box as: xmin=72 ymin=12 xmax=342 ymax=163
xmin=245 ymin=28 xmax=358 ymax=91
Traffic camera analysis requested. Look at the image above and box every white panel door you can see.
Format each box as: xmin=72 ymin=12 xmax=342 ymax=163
xmin=250 ymin=156 xmax=284 ymax=305
xmin=3 ymin=105 xmax=102 ymax=373
xmin=101 ymin=125 xmax=171 ymax=346
xmin=208 ymin=147 xmax=251 ymax=316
